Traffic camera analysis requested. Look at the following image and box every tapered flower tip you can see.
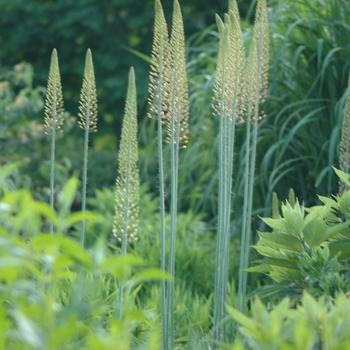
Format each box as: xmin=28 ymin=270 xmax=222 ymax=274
xmin=173 ymin=0 xmax=180 ymax=13
xmin=128 ymin=67 xmax=135 ymax=88
xmin=215 ymin=14 xmax=225 ymax=34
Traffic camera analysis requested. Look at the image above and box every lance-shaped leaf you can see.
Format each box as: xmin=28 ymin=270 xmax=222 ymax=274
xmin=113 ymin=67 xmax=139 ymax=247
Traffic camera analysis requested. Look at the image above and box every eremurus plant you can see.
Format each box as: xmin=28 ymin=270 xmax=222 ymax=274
xmin=78 ymin=49 xmax=98 ymax=248
xmin=211 ymin=0 xmax=245 ymax=345
xmin=148 ymin=0 xmax=189 ymax=348
xmin=44 ymin=48 xmax=64 ymax=235
xmin=148 ymin=0 xmax=169 ymax=348
xmin=238 ymin=0 xmax=269 ymax=314
xmin=114 ymin=67 xmax=139 ymax=320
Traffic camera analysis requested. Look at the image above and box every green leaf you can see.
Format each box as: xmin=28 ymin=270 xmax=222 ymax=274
xmin=302 ymin=210 xmax=328 ymax=247
xmin=61 ymin=211 xmax=101 ymax=230
xmin=30 ymin=234 xmax=92 ymax=267
xmin=253 ymin=244 xmax=282 ymax=258
xmin=281 ymin=201 xmax=304 ymax=235
xmin=246 ymin=264 xmax=273 ymax=273
xmin=57 ymin=177 xmax=79 ymax=215
xmin=260 ymin=217 xmax=291 ymax=233
xmin=255 ymin=258 xmax=299 ymax=270
xmin=258 ymin=231 xmax=303 ymax=252
xmin=227 ymin=305 xmax=258 ymax=333
xmin=132 ymin=268 xmax=171 ymax=285
xmin=329 ymin=240 xmax=350 ymax=260
xmin=333 ymin=167 xmax=350 ymax=187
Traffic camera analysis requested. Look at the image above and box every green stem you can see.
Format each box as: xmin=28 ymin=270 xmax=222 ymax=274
xmin=238 ymin=113 xmax=251 ymax=313
xmin=157 ymin=111 xmax=167 ymax=350
xmin=242 ymin=116 xmax=258 ymax=299
xmin=49 ymin=126 xmax=56 ymax=235
xmin=168 ymin=111 xmax=179 ymax=349
xmin=80 ymin=125 xmax=89 ymax=248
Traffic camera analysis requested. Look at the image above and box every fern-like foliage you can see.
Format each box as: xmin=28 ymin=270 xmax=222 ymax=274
xmin=113 ymin=67 xmax=139 ymax=247
xmin=78 ymin=49 xmax=98 ymax=247
xmin=339 ymin=70 xmax=350 ymax=194
xmin=44 ymin=48 xmax=64 ymax=234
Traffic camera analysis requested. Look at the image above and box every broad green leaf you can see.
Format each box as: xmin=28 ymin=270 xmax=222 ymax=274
xmin=132 ymin=268 xmax=171 ymax=285
xmin=255 ymin=258 xmax=299 ymax=270
xmin=281 ymin=201 xmax=304 ymax=235
xmin=329 ymin=240 xmax=350 ymax=260
xmin=333 ymin=167 xmax=350 ymax=187
xmin=30 ymin=234 xmax=92 ymax=267
xmin=258 ymin=232 xmax=303 ymax=252
xmin=323 ymin=220 xmax=350 ymax=242
xmin=302 ymin=210 xmax=328 ymax=247
xmin=253 ymin=244 xmax=282 ymax=258
xmin=246 ymin=264 xmax=273 ymax=273
xmin=57 ymin=177 xmax=79 ymax=215
xmin=100 ymin=254 xmax=144 ymax=279
xmin=260 ymin=217 xmax=291 ymax=233
xmin=227 ymin=305 xmax=258 ymax=333
xmin=61 ymin=211 xmax=101 ymax=230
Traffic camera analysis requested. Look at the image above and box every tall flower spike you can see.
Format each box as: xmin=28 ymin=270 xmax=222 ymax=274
xmin=253 ymin=0 xmax=269 ymax=119
xmin=114 ymin=67 xmax=139 ymax=322
xmin=147 ymin=1 xmax=169 ymax=348
xmin=78 ymin=49 xmax=98 ymax=133
xmin=212 ymin=3 xmax=245 ymax=344
xmin=166 ymin=0 xmax=189 ymax=148
xmin=44 ymin=49 xmax=64 ymax=132
xmin=148 ymin=0 xmax=169 ymax=124
xmin=113 ymin=67 xmax=139 ymax=247
xmin=339 ymin=70 xmax=350 ymax=194
xmin=79 ymin=49 xmax=98 ymax=248
xmin=44 ymin=48 xmax=64 ymax=235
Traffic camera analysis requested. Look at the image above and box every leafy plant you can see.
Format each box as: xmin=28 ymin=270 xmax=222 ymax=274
xmin=238 ymin=0 xmax=269 ymax=314
xmin=212 ymin=0 xmax=245 ymax=344
xmin=248 ymin=168 xmax=350 ymax=301
xmin=148 ymin=0 xmax=189 ymax=348
xmin=226 ymin=292 xmax=350 ymax=350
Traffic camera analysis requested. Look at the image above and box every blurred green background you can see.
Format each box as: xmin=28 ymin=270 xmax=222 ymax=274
xmin=1 ymin=0 xmax=350 ymax=228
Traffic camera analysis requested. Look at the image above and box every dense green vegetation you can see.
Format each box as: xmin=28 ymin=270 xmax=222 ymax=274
xmin=1 ymin=0 xmax=350 ymax=349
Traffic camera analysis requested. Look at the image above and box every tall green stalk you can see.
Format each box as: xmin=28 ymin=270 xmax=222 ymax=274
xmin=148 ymin=0 xmax=169 ymax=348
xmin=212 ymin=0 xmax=244 ymax=345
xmin=238 ymin=0 xmax=269 ymax=313
xmin=44 ymin=48 xmax=64 ymax=235
xmin=78 ymin=49 xmax=98 ymax=248
xmin=113 ymin=67 xmax=139 ymax=320
xmin=339 ymin=70 xmax=350 ymax=194
xmin=166 ymin=2 xmax=189 ymax=348
xmin=238 ymin=39 xmax=259 ymax=313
